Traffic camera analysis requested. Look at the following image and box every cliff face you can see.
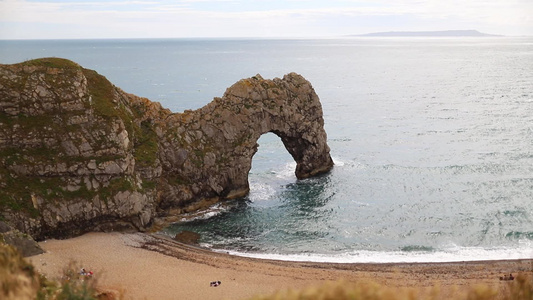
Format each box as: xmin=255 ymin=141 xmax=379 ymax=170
xmin=0 ymin=58 xmax=333 ymax=240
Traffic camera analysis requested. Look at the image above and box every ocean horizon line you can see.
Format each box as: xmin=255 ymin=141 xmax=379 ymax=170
xmin=3 ymin=35 xmax=532 ymax=43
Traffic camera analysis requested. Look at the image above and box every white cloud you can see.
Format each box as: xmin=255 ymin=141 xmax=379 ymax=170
xmin=0 ymin=0 xmax=531 ymax=38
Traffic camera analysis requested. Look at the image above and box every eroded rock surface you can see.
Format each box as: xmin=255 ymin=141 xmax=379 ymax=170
xmin=0 ymin=221 xmax=44 ymax=257
xmin=0 ymin=58 xmax=333 ymax=239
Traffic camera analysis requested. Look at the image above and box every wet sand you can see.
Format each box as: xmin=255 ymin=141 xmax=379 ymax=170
xmin=27 ymin=232 xmax=533 ymax=300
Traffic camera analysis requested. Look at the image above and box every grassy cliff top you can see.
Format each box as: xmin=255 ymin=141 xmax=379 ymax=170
xmin=13 ymin=57 xmax=82 ymax=69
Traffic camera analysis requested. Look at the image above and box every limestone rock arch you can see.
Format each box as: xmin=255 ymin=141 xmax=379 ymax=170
xmin=159 ymin=73 xmax=334 ymax=210
xmin=0 ymin=58 xmax=333 ymax=237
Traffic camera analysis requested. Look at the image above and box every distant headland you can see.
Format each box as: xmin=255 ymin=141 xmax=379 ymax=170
xmin=352 ymin=30 xmax=502 ymax=37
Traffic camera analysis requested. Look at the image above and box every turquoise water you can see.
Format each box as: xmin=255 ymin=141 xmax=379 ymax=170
xmin=2 ymin=38 xmax=533 ymax=262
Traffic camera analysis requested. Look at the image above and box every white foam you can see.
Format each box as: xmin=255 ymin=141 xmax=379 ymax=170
xmin=177 ymin=203 xmax=228 ymax=223
xmin=274 ymin=162 xmax=297 ymax=180
xmin=331 ymin=156 xmax=345 ymax=166
xmin=248 ymin=182 xmax=277 ymax=202
xmin=220 ymin=243 xmax=533 ymax=263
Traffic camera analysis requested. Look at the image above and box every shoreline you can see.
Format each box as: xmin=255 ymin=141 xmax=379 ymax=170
xmin=28 ymin=232 xmax=533 ymax=300
xmin=151 ymin=232 xmax=532 ymax=270
xmin=216 ymin=246 xmax=533 ymax=265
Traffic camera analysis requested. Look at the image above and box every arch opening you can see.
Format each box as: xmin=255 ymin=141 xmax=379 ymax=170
xmin=250 ymin=132 xmax=294 ymax=176
xmin=247 ymin=133 xmax=296 ymax=201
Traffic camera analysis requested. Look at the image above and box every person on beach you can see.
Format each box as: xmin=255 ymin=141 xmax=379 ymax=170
xmin=80 ymin=268 xmax=94 ymax=277
xmin=210 ymin=281 xmax=221 ymax=287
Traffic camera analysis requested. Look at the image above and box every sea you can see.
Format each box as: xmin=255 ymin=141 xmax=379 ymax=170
xmin=2 ymin=37 xmax=533 ymax=263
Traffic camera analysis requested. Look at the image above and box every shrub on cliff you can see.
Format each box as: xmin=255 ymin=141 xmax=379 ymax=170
xmin=249 ymin=275 xmax=533 ymax=300
xmin=0 ymin=243 xmax=41 ymax=299
xmin=0 ymin=242 xmax=101 ymax=300
xmin=51 ymin=261 xmax=98 ymax=300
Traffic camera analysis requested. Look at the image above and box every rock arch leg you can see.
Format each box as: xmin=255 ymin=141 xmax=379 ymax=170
xmin=159 ymin=72 xmax=334 ymax=209
xmin=272 ymin=130 xmax=334 ymax=179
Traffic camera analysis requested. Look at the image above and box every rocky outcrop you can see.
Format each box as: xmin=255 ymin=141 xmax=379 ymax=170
xmin=173 ymin=230 xmax=201 ymax=245
xmin=0 ymin=58 xmax=333 ymax=240
xmin=157 ymin=73 xmax=334 ymax=211
xmin=0 ymin=221 xmax=43 ymax=257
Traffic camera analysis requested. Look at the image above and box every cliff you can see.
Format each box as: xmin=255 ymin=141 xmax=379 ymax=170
xmin=0 ymin=58 xmax=333 ymax=240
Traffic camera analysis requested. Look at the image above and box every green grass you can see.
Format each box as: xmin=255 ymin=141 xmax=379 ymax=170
xmin=134 ymin=121 xmax=159 ymax=167
xmin=18 ymin=57 xmax=81 ymax=70
xmin=141 ymin=180 xmax=158 ymax=190
xmin=13 ymin=114 xmax=58 ymax=131
xmin=0 ymin=159 xmax=134 ymax=218
xmin=82 ymin=67 xmax=160 ymax=168
xmin=0 ymin=169 xmax=41 ymax=217
xmin=167 ymin=174 xmax=191 ymax=185
xmin=99 ymin=177 xmax=135 ymax=201
xmin=82 ymin=69 xmax=117 ymax=120
xmin=7 ymin=58 xmax=83 ymax=93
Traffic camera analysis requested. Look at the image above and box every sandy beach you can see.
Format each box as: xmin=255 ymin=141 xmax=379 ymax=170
xmin=27 ymin=232 xmax=532 ymax=300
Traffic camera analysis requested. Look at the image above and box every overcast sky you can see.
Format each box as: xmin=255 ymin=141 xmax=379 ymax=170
xmin=1 ymin=0 xmax=532 ymax=39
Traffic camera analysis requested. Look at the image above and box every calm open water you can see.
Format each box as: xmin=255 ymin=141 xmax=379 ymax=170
xmin=2 ymin=37 xmax=533 ymax=262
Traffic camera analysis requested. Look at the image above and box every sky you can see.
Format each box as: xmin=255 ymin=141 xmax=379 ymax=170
xmin=1 ymin=0 xmax=532 ymax=39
